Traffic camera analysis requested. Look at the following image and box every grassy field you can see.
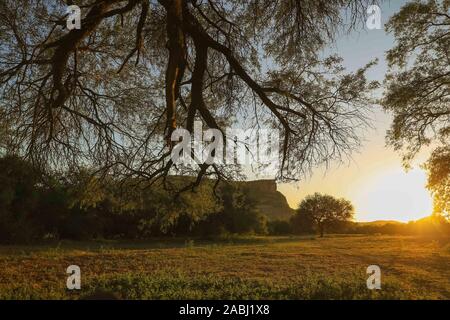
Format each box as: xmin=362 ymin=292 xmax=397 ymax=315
xmin=0 ymin=235 xmax=449 ymax=299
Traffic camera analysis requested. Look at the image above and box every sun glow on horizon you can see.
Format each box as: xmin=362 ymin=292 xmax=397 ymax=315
xmin=279 ymin=164 xmax=433 ymax=223
xmin=352 ymin=167 xmax=433 ymax=222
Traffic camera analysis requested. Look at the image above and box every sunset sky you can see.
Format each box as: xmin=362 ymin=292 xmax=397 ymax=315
xmin=278 ymin=0 xmax=434 ymax=222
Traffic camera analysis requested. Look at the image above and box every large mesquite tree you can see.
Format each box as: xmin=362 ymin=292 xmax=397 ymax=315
xmin=0 ymin=0 xmax=378 ymax=191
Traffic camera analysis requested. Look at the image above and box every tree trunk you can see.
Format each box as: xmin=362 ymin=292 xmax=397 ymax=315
xmin=164 ymin=0 xmax=186 ymax=143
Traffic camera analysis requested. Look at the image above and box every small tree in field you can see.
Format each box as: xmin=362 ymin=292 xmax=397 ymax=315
xmin=295 ymin=193 xmax=354 ymax=237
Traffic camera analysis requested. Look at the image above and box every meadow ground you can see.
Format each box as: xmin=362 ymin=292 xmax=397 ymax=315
xmin=0 ymin=235 xmax=449 ymax=299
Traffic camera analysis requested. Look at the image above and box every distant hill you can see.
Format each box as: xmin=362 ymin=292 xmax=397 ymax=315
xmin=357 ymin=220 xmax=405 ymax=226
xmin=240 ymin=180 xmax=296 ymax=221
xmin=166 ymin=177 xmax=296 ymax=221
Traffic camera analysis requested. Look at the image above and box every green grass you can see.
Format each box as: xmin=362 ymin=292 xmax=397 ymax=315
xmin=0 ymin=235 xmax=448 ymax=299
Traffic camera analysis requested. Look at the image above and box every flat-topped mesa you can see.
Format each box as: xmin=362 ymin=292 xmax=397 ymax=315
xmin=160 ymin=177 xmax=295 ymax=221
xmin=244 ymin=179 xmax=278 ymax=193
xmin=241 ymin=180 xmax=295 ymax=221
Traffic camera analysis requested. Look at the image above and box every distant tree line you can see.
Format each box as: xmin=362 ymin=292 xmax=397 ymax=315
xmin=271 ymin=215 xmax=450 ymax=237
xmin=1 ymin=155 xmax=448 ymax=244
xmin=0 ymin=155 xmax=271 ymax=243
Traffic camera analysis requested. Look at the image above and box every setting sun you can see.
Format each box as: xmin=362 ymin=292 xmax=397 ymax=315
xmin=279 ymin=164 xmax=434 ymax=223
xmin=352 ymin=167 xmax=433 ymax=222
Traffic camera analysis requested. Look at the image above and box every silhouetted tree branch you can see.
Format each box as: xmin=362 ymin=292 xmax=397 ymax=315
xmin=0 ymin=0 xmax=378 ymax=192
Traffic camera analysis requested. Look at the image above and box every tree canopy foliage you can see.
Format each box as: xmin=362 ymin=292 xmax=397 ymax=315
xmin=424 ymin=146 xmax=449 ymax=218
xmin=0 ymin=0 xmax=379 ymax=191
